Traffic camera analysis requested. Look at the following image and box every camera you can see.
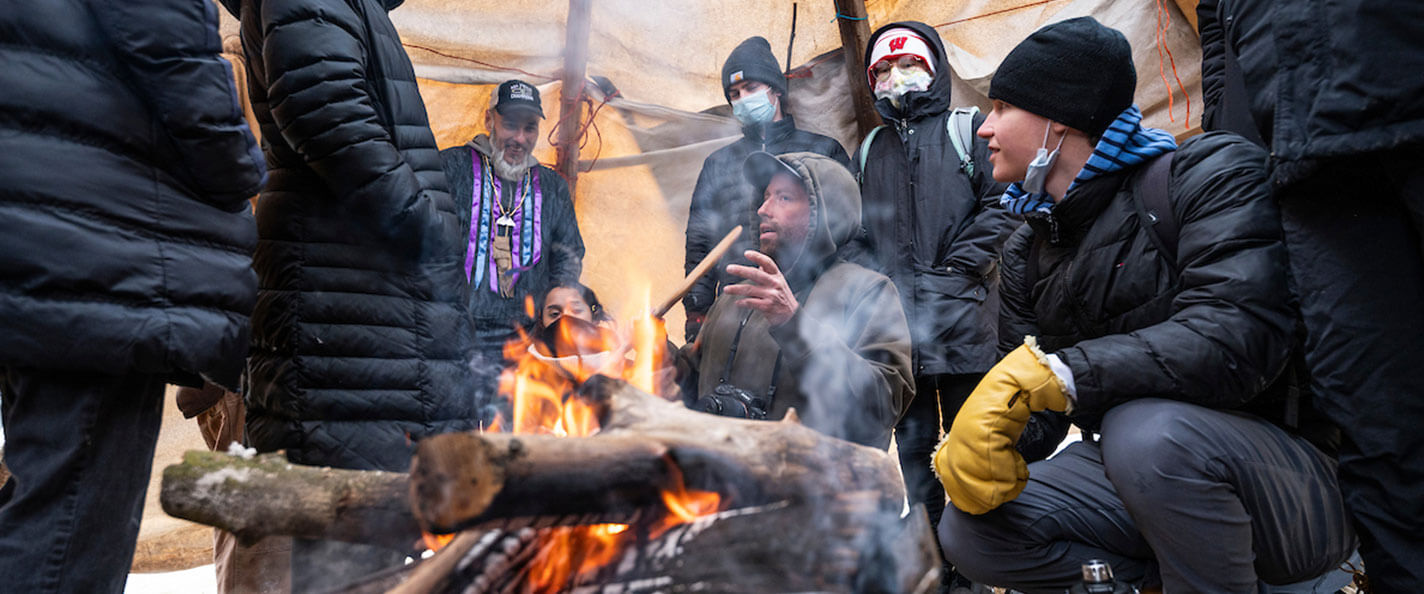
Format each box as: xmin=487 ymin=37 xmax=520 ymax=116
xmin=694 ymin=383 xmax=770 ymax=420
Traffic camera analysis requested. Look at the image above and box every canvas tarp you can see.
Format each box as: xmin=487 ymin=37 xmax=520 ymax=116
xmin=215 ymin=0 xmax=1203 ymax=336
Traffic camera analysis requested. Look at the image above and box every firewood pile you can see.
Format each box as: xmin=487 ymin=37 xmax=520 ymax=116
xmin=161 ymin=350 xmax=938 ymax=592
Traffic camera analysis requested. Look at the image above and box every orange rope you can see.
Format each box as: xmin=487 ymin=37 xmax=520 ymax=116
xmin=542 ymin=80 xmax=612 ymax=174
xmin=1155 ymin=0 xmax=1191 ymax=130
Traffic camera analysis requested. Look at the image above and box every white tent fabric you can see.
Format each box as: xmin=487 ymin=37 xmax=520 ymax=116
xmin=123 ymin=1 xmax=1205 ymax=574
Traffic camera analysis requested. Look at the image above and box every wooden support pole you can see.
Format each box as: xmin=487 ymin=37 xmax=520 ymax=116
xmin=556 ymin=0 xmax=593 ymax=199
xmin=832 ymin=0 xmax=881 ymax=138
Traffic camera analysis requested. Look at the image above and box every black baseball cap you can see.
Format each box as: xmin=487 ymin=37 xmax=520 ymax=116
xmin=743 ymin=151 xmax=802 ymax=189
xmin=492 ymin=79 xmax=544 ymax=119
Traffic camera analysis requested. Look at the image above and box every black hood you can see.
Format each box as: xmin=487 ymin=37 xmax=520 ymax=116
xmin=864 ymin=21 xmax=954 ymax=122
xmin=219 ymin=0 xmax=404 ymax=18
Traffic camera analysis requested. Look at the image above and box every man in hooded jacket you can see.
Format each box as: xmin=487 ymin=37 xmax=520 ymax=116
xmin=1198 ymin=2 xmax=1424 ymax=588
xmin=0 ymin=0 xmax=265 ymax=590
xmin=932 ymin=18 xmax=1353 ymax=593
xmin=679 ymin=151 xmax=912 ymax=449
xmin=682 ymin=36 xmax=851 ymax=343
xmin=222 ymin=0 xmax=475 ymax=586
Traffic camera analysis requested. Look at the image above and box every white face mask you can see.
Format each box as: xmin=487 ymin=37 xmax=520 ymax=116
xmin=873 ymin=66 xmax=933 ymax=107
xmin=1022 ymin=120 xmax=1066 ymax=194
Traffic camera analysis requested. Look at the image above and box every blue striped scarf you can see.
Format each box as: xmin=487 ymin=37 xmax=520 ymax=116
xmin=1000 ymin=105 xmax=1178 ymax=215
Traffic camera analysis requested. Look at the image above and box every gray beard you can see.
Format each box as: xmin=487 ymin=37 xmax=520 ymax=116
xmin=492 ymin=144 xmax=537 ymax=181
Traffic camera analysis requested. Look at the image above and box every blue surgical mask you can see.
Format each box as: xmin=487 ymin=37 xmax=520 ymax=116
xmin=732 ymin=88 xmax=778 ymax=127
xmin=1023 ymin=120 xmax=1066 ymax=195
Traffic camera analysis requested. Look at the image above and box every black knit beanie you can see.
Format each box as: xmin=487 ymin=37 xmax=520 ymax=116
xmin=989 ymin=17 xmax=1136 ymax=137
xmin=722 ymin=36 xmax=787 ymax=102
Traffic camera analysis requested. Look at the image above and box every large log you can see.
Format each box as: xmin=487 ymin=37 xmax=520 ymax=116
xmin=410 ymin=376 xmax=906 ymax=534
xmin=0 ymin=448 xmax=8 ymax=487
xmin=159 ymin=450 xmax=419 ymax=550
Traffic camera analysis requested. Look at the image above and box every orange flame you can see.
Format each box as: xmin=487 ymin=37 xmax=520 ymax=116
xmin=455 ymin=286 xmax=717 ymax=591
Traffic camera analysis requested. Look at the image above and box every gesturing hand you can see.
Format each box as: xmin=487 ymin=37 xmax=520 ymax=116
xmin=723 ymin=250 xmax=799 ymax=327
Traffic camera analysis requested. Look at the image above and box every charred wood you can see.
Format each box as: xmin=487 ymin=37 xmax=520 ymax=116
xmin=351 ymin=495 xmax=940 ymax=594
xmin=411 ymin=376 xmax=906 ymax=534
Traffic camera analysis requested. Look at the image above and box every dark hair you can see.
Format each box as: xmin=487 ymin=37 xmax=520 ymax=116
xmin=534 ymin=281 xmax=610 ymax=328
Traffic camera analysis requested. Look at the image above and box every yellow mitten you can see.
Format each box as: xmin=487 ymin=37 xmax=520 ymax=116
xmin=932 ymin=336 xmax=1069 ymax=514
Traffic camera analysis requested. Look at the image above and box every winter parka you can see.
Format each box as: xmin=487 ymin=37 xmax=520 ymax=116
xmin=856 ymin=21 xmax=1015 ymax=377
xmin=1000 ymin=132 xmax=1322 ymax=438
xmin=1198 ymin=0 xmax=1424 ymax=186
xmin=682 ymin=116 xmax=850 ymax=321
xmin=681 ymin=153 xmax=914 ymax=449
xmin=222 ymin=0 xmax=475 ymax=471
xmin=0 ymin=0 xmax=265 ymax=385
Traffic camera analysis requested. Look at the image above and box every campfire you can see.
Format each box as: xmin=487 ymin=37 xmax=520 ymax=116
xmin=412 ymin=303 xmax=727 ymax=593
xmin=159 ymin=285 xmax=939 ymax=593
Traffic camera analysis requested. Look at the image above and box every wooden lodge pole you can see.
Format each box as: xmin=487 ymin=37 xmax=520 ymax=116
xmin=832 ymin=0 xmax=881 ymax=138
xmin=556 ymin=0 xmax=593 ymax=199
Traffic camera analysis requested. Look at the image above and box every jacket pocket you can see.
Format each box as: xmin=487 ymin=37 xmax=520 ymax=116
xmin=912 ymin=264 xmax=997 ymax=374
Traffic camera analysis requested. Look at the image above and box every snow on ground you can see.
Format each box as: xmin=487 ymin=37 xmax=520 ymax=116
xmin=125 ymin=564 xmax=216 ymax=594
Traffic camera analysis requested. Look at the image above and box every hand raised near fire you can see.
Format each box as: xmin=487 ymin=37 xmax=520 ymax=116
xmin=724 ymin=250 xmax=799 ymax=327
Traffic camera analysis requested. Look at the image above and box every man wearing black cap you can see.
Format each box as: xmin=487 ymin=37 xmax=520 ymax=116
xmin=678 ymin=151 xmax=911 ymax=449
xmin=931 ymin=17 xmax=1353 ymax=592
xmin=682 ymin=36 xmax=850 ymax=343
xmin=440 ymin=79 xmax=584 ymax=423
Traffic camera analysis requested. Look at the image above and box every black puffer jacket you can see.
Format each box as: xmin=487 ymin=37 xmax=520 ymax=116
xmin=856 ymin=21 xmax=1014 ymax=377
xmin=223 ymin=0 xmax=474 ymax=471
xmin=1199 ymin=0 xmax=1424 ymax=186
xmin=1000 ymin=133 xmax=1303 ymax=433
xmin=0 ymin=0 xmax=264 ymax=384
xmin=682 ymin=116 xmax=849 ymax=322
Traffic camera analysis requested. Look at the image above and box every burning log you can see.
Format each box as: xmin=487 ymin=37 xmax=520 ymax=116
xmin=159 ymin=450 xmax=419 ymax=550
xmin=0 ymin=448 xmax=8 ymax=487
xmin=342 ymin=496 xmax=940 ymax=594
xmin=411 ymin=375 xmax=906 ymax=534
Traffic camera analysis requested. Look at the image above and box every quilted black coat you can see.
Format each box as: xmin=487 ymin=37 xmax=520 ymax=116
xmin=0 ymin=0 xmax=264 ymax=385
xmin=222 ymin=0 xmax=475 ymax=471
xmin=1000 ymin=133 xmax=1303 ymax=433
xmin=1198 ymin=0 xmax=1424 ymax=186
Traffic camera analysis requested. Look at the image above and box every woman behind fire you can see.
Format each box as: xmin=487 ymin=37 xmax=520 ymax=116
xmin=523 ymin=283 xmax=680 ymax=399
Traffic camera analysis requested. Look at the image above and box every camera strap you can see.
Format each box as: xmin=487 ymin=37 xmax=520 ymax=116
xmin=717 ymin=310 xmax=784 ymax=403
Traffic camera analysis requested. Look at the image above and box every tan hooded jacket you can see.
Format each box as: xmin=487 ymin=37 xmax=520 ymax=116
xmin=682 ymin=152 xmax=914 ymax=448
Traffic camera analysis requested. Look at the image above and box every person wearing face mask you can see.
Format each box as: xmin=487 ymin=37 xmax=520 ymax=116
xmin=682 ymin=36 xmax=851 ymax=344
xmin=440 ymin=80 xmax=585 ymax=423
xmin=854 ymin=23 xmax=1045 ymax=568
xmin=931 ymin=17 xmax=1353 ymax=592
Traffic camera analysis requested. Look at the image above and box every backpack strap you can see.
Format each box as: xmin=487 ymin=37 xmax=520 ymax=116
xmin=855 ymin=124 xmax=888 ymax=186
xmin=947 ymin=106 xmax=980 ymax=178
xmin=1130 ymin=152 xmax=1179 ymax=272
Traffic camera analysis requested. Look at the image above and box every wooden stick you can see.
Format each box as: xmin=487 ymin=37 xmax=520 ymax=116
xmin=651 ymin=225 xmax=742 ymax=318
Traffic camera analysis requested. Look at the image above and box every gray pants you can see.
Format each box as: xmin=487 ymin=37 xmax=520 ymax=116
xmin=938 ymin=399 xmax=1355 ymax=594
